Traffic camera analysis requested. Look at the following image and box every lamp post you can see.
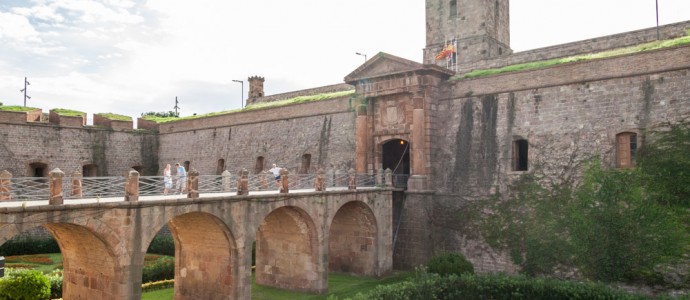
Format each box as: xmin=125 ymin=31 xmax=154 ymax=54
xmin=655 ymin=0 xmax=660 ymax=40
xmin=232 ymin=79 xmax=244 ymax=108
xmin=355 ymin=52 xmax=367 ymax=63
xmin=19 ymin=77 xmax=30 ymax=107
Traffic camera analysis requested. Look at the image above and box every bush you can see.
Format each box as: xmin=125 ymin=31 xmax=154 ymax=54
xmin=142 ymin=256 xmax=174 ymax=283
xmin=46 ymin=269 xmax=63 ymax=299
xmin=0 ymin=238 xmax=60 ymax=256
xmin=142 ymin=279 xmax=175 ymax=292
xmin=426 ymin=253 xmax=474 ymax=276
xmin=0 ymin=269 xmax=51 ymax=300
xmin=147 ymin=236 xmax=174 ymax=256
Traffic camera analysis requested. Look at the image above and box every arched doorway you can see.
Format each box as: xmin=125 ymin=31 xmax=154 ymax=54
xmin=382 ymin=139 xmax=410 ymax=176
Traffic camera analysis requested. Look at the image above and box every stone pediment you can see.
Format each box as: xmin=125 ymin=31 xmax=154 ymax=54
xmin=344 ymin=52 xmax=454 ymax=84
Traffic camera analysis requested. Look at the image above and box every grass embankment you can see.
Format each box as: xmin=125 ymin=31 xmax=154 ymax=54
xmin=0 ymin=105 xmax=40 ymax=112
xmin=142 ymin=89 xmax=355 ymax=124
xmin=456 ymin=31 xmax=690 ymax=79
xmin=51 ymin=108 xmax=85 ymax=117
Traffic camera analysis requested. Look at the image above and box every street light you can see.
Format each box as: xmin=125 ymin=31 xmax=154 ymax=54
xmin=355 ymin=52 xmax=367 ymax=62
xmin=19 ymin=77 xmax=31 ymax=107
xmin=232 ymin=79 xmax=244 ymax=108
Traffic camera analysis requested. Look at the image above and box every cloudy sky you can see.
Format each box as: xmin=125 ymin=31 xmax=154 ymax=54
xmin=0 ymin=0 xmax=688 ymax=121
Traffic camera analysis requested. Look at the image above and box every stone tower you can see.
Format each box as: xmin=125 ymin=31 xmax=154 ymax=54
xmin=424 ymin=0 xmax=511 ymax=67
xmin=247 ymin=76 xmax=265 ymax=105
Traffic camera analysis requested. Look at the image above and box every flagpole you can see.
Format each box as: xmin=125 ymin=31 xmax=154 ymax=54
xmin=656 ymin=0 xmax=660 ymax=40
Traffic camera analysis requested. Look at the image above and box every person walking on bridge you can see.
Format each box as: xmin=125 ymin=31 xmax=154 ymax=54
xmin=175 ymin=163 xmax=187 ymax=194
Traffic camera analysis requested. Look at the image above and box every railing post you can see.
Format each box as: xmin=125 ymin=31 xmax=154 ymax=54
xmin=221 ymin=170 xmax=232 ymax=192
xmin=0 ymin=170 xmax=12 ymax=201
xmin=376 ymin=168 xmax=384 ymax=187
xmin=259 ymin=171 xmax=269 ymax=190
xmin=49 ymin=168 xmax=64 ymax=205
xmin=384 ymin=168 xmax=393 ymax=187
xmin=348 ymin=168 xmax=356 ymax=190
xmin=125 ymin=169 xmax=139 ymax=202
xmin=187 ymin=169 xmax=199 ymax=199
xmin=314 ymin=167 xmax=326 ymax=191
xmin=71 ymin=170 xmax=83 ymax=198
xmin=237 ymin=168 xmax=249 ymax=195
xmin=279 ymin=168 xmax=289 ymax=193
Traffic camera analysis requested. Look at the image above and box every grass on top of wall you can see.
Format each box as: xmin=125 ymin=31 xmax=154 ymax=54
xmin=98 ymin=112 xmax=132 ymax=121
xmin=144 ymin=89 xmax=355 ymax=124
xmin=455 ymin=32 xmax=690 ymax=80
xmin=0 ymin=105 xmax=40 ymax=112
xmin=51 ymin=108 xmax=84 ymax=117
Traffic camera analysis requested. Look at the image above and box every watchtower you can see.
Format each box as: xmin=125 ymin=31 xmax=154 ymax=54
xmin=247 ymin=76 xmax=265 ymax=105
xmin=423 ymin=0 xmax=511 ymax=69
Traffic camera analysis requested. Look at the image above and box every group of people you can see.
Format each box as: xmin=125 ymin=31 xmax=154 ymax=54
xmin=162 ymin=162 xmax=283 ymax=195
xmin=163 ymin=163 xmax=187 ymax=195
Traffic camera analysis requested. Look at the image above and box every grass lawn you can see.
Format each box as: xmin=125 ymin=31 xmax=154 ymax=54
xmin=143 ymin=271 xmax=412 ymax=300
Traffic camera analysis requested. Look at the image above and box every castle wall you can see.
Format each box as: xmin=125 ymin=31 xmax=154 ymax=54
xmin=0 ymin=123 xmax=158 ymax=177
xmin=157 ymin=97 xmax=357 ymax=176
xmin=458 ymin=21 xmax=690 ymax=74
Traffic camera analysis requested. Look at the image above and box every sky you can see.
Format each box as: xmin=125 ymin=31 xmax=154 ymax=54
xmin=0 ymin=0 xmax=688 ymax=121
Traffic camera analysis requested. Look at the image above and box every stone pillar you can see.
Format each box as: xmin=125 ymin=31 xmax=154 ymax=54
xmin=0 ymin=170 xmax=12 ymax=201
xmin=408 ymin=108 xmax=429 ymax=190
xmin=348 ymin=168 xmax=356 ymax=190
xmin=49 ymin=168 xmax=64 ymax=205
xmin=279 ymin=168 xmax=289 ymax=193
xmin=314 ymin=168 xmax=326 ymax=191
xmin=125 ymin=169 xmax=139 ymax=202
xmin=259 ymin=171 xmax=269 ymax=190
xmin=376 ymin=168 xmax=384 ymax=187
xmin=71 ymin=170 xmax=83 ymax=199
xmin=187 ymin=169 xmax=199 ymax=199
xmin=384 ymin=168 xmax=393 ymax=187
xmin=221 ymin=170 xmax=231 ymax=192
xmin=355 ymin=114 xmax=368 ymax=173
xmin=237 ymin=168 xmax=249 ymax=195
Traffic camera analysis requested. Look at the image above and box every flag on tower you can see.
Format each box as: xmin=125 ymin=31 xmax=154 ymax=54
xmin=435 ymin=44 xmax=456 ymax=61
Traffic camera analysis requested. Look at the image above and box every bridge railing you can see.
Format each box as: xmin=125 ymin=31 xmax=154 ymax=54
xmin=0 ymin=170 xmax=388 ymax=202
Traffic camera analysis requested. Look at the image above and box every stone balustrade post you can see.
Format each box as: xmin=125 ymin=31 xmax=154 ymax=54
xmin=237 ymin=168 xmax=249 ymax=196
xmin=71 ymin=170 xmax=83 ymax=199
xmin=314 ymin=168 xmax=326 ymax=192
xmin=0 ymin=170 xmax=12 ymax=201
xmin=376 ymin=168 xmax=384 ymax=187
xmin=124 ymin=169 xmax=139 ymax=202
xmin=348 ymin=168 xmax=356 ymax=190
xmin=384 ymin=168 xmax=393 ymax=187
xmin=49 ymin=168 xmax=64 ymax=205
xmin=221 ymin=170 xmax=231 ymax=192
xmin=259 ymin=171 xmax=269 ymax=190
xmin=279 ymin=168 xmax=289 ymax=194
xmin=187 ymin=169 xmax=199 ymax=199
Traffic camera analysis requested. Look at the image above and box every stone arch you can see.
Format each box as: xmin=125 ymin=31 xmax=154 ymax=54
xmin=379 ymin=138 xmax=411 ymax=176
xmin=255 ymin=206 xmax=322 ymax=293
xmin=40 ymin=223 xmax=120 ymax=299
xmin=328 ymin=201 xmax=379 ymax=276
xmin=167 ymin=212 xmax=238 ymax=299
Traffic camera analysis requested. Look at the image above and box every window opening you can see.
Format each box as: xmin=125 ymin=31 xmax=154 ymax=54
xmin=255 ymin=156 xmax=265 ymax=174
xmin=616 ymin=132 xmax=637 ymax=168
xmin=512 ymin=140 xmax=529 ymax=171
xmin=300 ymin=154 xmax=311 ymax=174
xmin=449 ymin=0 xmax=457 ymax=17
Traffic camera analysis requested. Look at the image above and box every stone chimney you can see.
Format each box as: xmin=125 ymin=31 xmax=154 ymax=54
xmin=247 ymin=76 xmax=265 ymax=105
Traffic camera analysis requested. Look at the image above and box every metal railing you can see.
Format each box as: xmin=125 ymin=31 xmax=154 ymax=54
xmin=0 ymin=172 xmax=383 ymax=202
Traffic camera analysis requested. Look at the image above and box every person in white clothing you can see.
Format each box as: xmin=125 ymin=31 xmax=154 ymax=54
xmin=269 ymin=163 xmax=281 ymax=187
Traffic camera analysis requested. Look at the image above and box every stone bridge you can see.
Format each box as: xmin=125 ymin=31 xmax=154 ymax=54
xmin=0 ymin=189 xmax=393 ymax=299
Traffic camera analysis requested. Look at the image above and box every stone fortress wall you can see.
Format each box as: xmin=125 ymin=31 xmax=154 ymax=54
xmin=0 ymin=19 xmax=689 ymax=275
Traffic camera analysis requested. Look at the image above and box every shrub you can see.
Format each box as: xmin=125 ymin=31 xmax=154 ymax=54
xmin=0 ymin=237 xmax=60 ymax=256
xmin=46 ymin=269 xmax=63 ymax=299
xmin=147 ymin=236 xmax=174 ymax=256
xmin=142 ymin=279 xmax=175 ymax=292
xmin=0 ymin=269 xmax=51 ymax=300
xmin=426 ymin=253 xmax=474 ymax=276
xmin=142 ymin=256 xmax=174 ymax=283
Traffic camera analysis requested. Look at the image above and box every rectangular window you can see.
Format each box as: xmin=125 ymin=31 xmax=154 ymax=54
xmin=616 ymin=132 xmax=637 ymax=168
xmin=449 ymin=0 xmax=457 ymax=17
xmin=512 ymin=140 xmax=529 ymax=171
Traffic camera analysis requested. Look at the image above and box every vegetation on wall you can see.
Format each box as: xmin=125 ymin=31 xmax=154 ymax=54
xmin=51 ymin=108 xmax=85 ymax=117
xmin=465 ymin=122 xmax=690 ymax=286
xmin=98 ymin=112 xmax=132 ymax=121
xmin=0 ymin=105 xmax=40 ymax=112
xmin=455 ymin=32 xmax=690 ymax=79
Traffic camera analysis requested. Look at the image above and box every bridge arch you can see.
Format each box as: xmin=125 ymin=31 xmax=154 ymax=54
xmin=255 ymin=205 xmax=323 ymax=293
xmin=166 ymin=212 xmax=239 ymax=299
xmin=328 ymin=200 xmax=379 ymax=276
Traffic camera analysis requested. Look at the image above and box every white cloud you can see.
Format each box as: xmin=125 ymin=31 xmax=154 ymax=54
xmin=0 ymin=12 xmax=41 ymax=42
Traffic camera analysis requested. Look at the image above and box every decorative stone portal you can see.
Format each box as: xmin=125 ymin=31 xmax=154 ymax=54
xmin=169 ymin=212 xmax=238 ymax=300
xmin=255 ymin=206 xmax=323 ymax=293
xmin=329 ymin=201 xmax=378 ymax=276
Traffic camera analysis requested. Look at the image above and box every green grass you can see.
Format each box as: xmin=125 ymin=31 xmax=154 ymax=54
xmin=51 ymin=108 xmax=84 ymax=117
xmin=142 ymin=271 xmax=412 ymax=300
xmin=144 ymin=89 xmax=355 ymax=124
xmin=97 ymin=112 xmax=132 ymax=121
xmin=456 ymin=33 xmax=690 ymax=79
xmin=3 ymin=253 xmax=63 ymax=274
xmin=0 ymin=105 xmax=40 ymax=112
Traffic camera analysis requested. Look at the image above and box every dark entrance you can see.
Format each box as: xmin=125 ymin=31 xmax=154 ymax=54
xmin=382 ymin=139 xmax=410 ymax=175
